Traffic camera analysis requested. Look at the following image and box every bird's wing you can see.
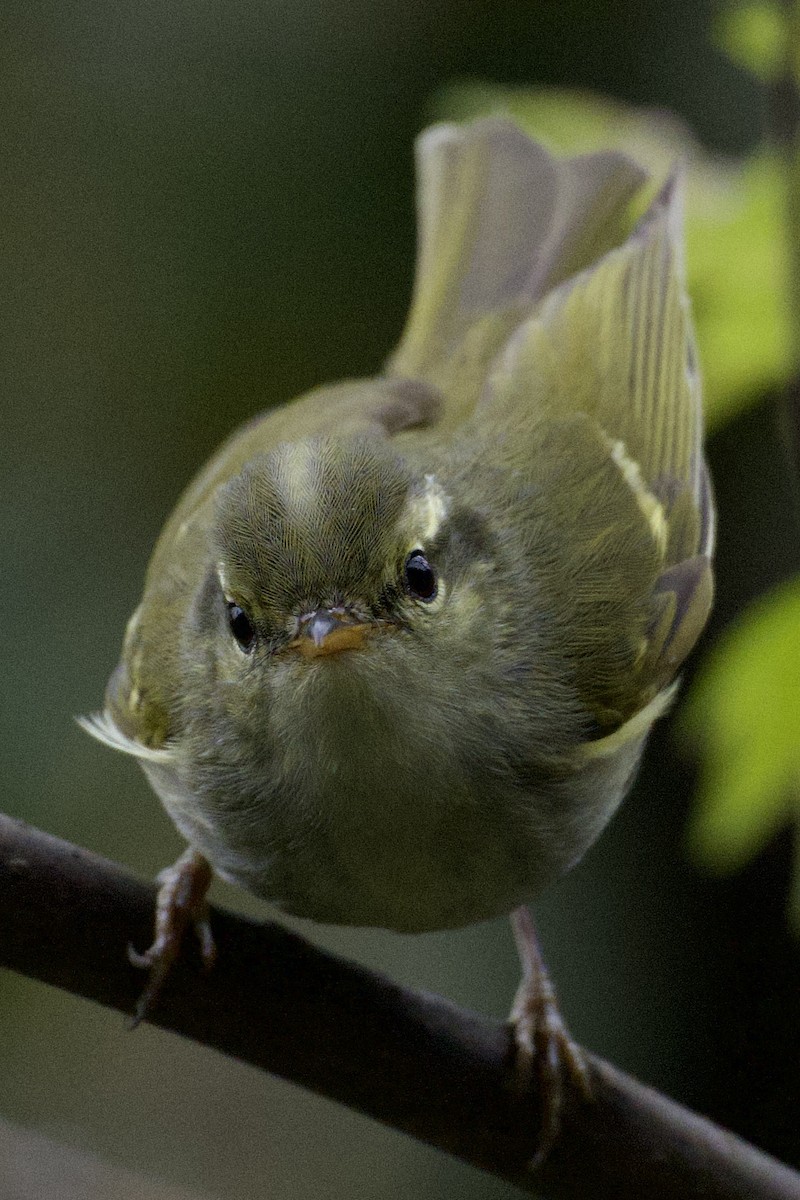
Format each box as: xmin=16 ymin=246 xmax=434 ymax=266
xmin=480 ymin=170 xmax=713 ymax=721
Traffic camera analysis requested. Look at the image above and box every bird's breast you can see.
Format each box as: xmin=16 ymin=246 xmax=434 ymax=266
xmin=149 ymin=651 xmax=639 ymax=932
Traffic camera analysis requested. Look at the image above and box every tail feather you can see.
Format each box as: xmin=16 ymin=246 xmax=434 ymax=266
xmin=388 ymin=117 xmax=646 ymax=407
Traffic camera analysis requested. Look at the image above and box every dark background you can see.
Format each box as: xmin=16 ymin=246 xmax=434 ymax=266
xmin=2 ymin=2 xmax=798 ymax=1197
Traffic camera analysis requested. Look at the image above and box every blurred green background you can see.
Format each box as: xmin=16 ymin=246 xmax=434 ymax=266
xmin=3 ymin=1 xmax=799 ymax=1196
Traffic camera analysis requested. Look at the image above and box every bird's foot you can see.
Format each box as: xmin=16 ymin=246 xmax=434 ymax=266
xmin=128 ymin=847 xmax=216 ymax=1027
xmin=507 ymin=906 xmax=592 ymax=1167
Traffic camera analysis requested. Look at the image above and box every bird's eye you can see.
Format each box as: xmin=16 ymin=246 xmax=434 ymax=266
xmin=403 ymin=550 xmax=437 ymax=602
xmin=227 ymin=602 xmax=256 ymax=652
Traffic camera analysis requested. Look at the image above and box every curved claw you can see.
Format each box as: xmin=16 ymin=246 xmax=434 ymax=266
xmin=507 ymin=906 xmax=592 ymax=1167
xmin=128 ymin=848 xmax=216 ymax=1028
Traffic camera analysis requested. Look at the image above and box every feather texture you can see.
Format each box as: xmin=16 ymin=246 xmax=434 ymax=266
xmin=81 ymin=118 xmax=714 ymax=933
xmin=388 ymin=117 xmax=646 ymax=426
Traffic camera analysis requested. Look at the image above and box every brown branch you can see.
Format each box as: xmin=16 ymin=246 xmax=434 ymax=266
xmin=1 ymin=812 xmax=798 ymax=1200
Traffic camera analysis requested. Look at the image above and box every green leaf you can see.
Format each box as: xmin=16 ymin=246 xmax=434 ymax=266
xmin=685 ymin=152 xmax=792 ymax=428
xmin=431 ymin=84 xmax=793 ymax=431
xmin=713 ymin=1 xmax=787 ymax=82
xmin=681 ymin=578 xmax=800 ymax=928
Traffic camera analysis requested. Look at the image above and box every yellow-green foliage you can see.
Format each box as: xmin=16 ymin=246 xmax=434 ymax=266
xmin=682 ymin=580 xmax=800 ymax=927
xmin=714 ymin=0 xmax=787 ymax=81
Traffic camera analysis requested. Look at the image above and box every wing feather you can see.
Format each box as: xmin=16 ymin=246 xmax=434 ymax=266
xmin=481 ymin=170 xmax=713 ymax=700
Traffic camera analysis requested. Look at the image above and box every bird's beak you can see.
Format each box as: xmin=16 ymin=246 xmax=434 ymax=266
xmin=289 ymin=609 xmax=372 ymax=659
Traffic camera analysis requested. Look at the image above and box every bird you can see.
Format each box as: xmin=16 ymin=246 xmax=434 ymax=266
xmin=81 ymin=116 xmax=713 ymax=1155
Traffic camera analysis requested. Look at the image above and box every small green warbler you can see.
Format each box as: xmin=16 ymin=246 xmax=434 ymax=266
xmin=82 ymin=118 xmax=713 ymax=1127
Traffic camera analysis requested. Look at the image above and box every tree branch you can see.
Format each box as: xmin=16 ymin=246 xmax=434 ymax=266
xmin=1 ymin=812 xmax=798 ymax=1200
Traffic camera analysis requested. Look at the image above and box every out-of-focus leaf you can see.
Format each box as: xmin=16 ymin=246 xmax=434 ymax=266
xmin=681 ymin=578 xmax=800 ymax=927
xmin=713 ymin=1 xmax=786 ymax=81
xmin=432 ymin=84 xmax=793 ymax=431
xmin=686 ymin=152 xmax=792 ymax=427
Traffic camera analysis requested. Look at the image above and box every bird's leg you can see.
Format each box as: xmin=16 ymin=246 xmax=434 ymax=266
xmin=507 ymin=905 xmax=592 ymax=1165
xmin=128 ymin=847 xmax=216 ymax=1027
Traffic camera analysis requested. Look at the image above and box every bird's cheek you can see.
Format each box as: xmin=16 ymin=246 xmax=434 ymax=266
xmin=441 ymin=582 xmax=485 ymax=636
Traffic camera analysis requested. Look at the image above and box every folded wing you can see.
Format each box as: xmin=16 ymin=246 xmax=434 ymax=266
xmin=482 ymin=171 xmax=713 ymax=715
